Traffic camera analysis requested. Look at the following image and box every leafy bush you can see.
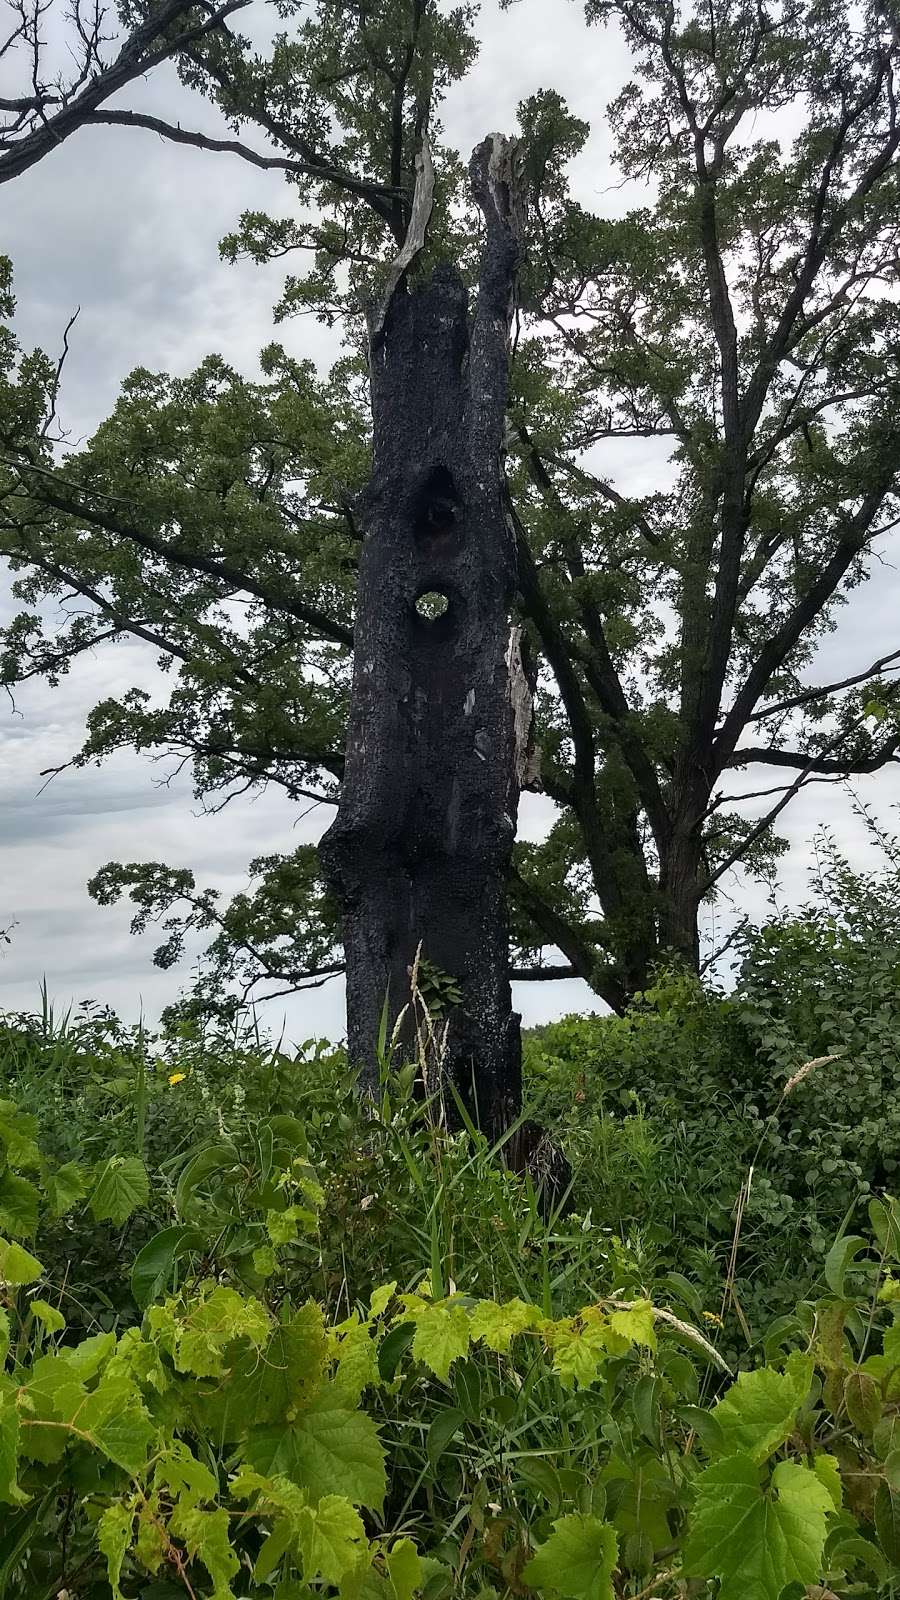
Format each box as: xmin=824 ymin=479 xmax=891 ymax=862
xmin=4 ymin=1075 xmax=900 ymax=1597
xmin=523 ymin=837 xmax=900 ymax=1344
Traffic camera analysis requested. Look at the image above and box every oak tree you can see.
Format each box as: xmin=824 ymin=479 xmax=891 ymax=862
xmin=2 ymin=0 xmax=899 ymax=1046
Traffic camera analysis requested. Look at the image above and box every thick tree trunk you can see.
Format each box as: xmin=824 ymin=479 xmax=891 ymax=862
xmin=320 ymin=137 xmax=528 ymax=1138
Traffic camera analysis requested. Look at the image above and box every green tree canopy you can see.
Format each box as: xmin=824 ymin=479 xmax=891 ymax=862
xmin=2 ymin=0 xmax=899 ymax=1015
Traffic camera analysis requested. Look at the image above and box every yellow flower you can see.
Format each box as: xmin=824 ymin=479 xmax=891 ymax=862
xmin=701 ymin=1311 xmax=723 ymax=1326
xmin=168 ymin=1072 xmax=186 ymax=1086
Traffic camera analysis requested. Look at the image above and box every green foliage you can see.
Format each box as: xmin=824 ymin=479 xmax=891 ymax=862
xmin=5 ymin=1044 xmax=900 ymax=1598
xmin=521 ymin=842 xmax=900 ymax=1341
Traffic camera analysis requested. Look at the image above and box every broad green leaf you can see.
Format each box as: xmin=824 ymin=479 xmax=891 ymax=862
xmin=683 ymin=1454 xmax=833 ymax=1600
xmin=64 ymin=1329 xmax=116 ymax=1381
xmin=677 ymin=1404 xmax=725 ymax=1454
xmin=30 ymin=1299 xmax=65 ymax=1335
xmin=90 ymin=1156 xmax=149 ymax=1226
xmin=203 ymin=1302 xmax=325 ymax=1440
xmin=253 ymin=1245 xmax=278 ymax=1277
xmin=243 ymin=1386 xmax=386 ymax=1509
xmin=135 ymin=1501 xmax=168 ymax=1575
xmin=296 ymin=1495 xmax=367 ymax=1585
xmin=386 ymin=1537 xmax=422 ymax=1600
xmin=0 ymin=1171 xmax=39 ymax=1237
xmin=607 ymin=1301 xmax=656 ymax=1351
xmin=98 ymin=1502 xmax=133 ymax=1600
xmin=328 ymin=1318 xmax=379 ymax=1404
xmin=255 ymin=1519 xmax=294 ymax=1584
xmin=156 ymin=1441 xmax=219 ymax=1509
xmin=45 ymin=1160 xmax=89 ymax=1219
xmin=131 ymin=1225 xmax=204 ymax=1309
xmin=875 ymin=1478 xmax=900 ymax=1563
xmin=522 ymin=1513 xmax=618 ymax=1600
xmin=411 ymin=1302 xmax=471 ymax=1382
xmin=378 ymin=1321 xmax=414 ymax=1382
xmin=267 ymin=1204 xmax=316 ymax=1245
xmin=544 ymin=1317 xmax=609 ymax=1389
xmin=0 ymin=1307 xmax=9 ymax=1366
xmin=0 ymin=1395 xmax=27 ymax=1506
xmin=824 ymin=1526 xmax=887 ymax=1579
xmin=711 ymin=1360 xmax=812 ymax=1463
xmin=174 ymin=1143 xmax=238 ymax=1221
xmin=844 ymin=1370 xmax=881 ymax=1435
xmin=812 ymin=1453 xmax=842 ymax=1510
xmin=469 ymin=1297 xmax=538 ymax=1353
xmin=874 ymin=1413 xmax=900 ymax=1458
xmin=0 ymin=1237 xmax=42 ymax=1286
xmin=869 ymin=1197 xmax=900 ymax=1259
xmin=81 ymin=1374 xmax=156 ymax=1475
xmin=632 ymin=1375 xmax=662 ymax=1448
xmin=824 ymin=1235 xmax=867 ymax=1297
xmin=174 ymin=1285 xmax=270 ymax=1377
xmin=170 ymin=1504 xmax=239 ymax=1600
xmin=0 ymin=1102 xmax=41 ymax=1168
xmin=369 ymin=1282 xmax=397 ymax=1318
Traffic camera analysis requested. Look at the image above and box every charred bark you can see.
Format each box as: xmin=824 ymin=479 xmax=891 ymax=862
xmin=319 ymin=136 xmax=528 ymax=1139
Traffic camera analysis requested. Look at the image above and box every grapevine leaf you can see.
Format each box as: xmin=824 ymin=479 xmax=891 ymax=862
xmin=0 ymin=1237 xmax=43 ymax=1286
xmin=710 ymin=1360 xmax=812 ymax=1463
xmin=45 ymin=1160 xmax=89 ymax=1219
xmin=90 ymin=1156 xmax=149 ymax=1226
xmin=369 ymin=1282 xmax=397 ymax=1318
xmin=81 ymin=1374 xmax=156 ymax=1475
xmin=30 ymin=1299 xmax=65 ymax=1335
xmin=0 ymin=1395 xmax=27 ymax=1506
xmin=411 ymin=1302 xmax=471 ymax=1382
xmin=386 ymin=1536 xmax=422 ymax=1600
xmin=174 ymin=1285 xmax=270 ymax=1377
xmin=812 ymin=1453 xmax=842 ymax=1510
xmin=469 ymin=1298 xmax=539 ymax=1353
xmin=608 ymin=1301 xmax=656 ymax=1351
xmin=98 ymin=1502 xmax=133 ymax=1600
xmin=522 ymin=1513 xmax=618 ymax=1600
xmin=170 ymin=1504 xmax=239 ymax=1600
xmin=297 ymin=1494 xmax=367 ymax=1585
xmin=203 ymin=1302 xmax=325 ymax=1440
xmin=544 ymin=1317 xmax=609 ymax=1389
xmin=243 ymin=1385 xmax=386 ymax=1509
xmin=683 ymin=1454 xmax=833 ymax=1600
xmin=0 ymin=1102 xmax=41 ymax=1168
xmin=155 ymin=1441 xmax=219 ymax=1509
xmin=0 ymin=1172 xmax=39 ymax=1237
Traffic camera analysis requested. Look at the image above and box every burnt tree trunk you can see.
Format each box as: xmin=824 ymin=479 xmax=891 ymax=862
xmin=320 ymin=137 xmax=529 ymax=1138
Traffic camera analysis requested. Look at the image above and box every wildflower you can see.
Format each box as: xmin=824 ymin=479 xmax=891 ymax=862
xmin=168 ymin=1071 xmax=186 ymax=1086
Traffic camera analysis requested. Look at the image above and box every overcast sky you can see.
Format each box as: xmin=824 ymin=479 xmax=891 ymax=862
xmin=1 ymin=0 xmax=897 ymax=1045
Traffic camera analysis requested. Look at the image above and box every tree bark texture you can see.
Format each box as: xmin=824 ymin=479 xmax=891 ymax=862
xmin=320 ymin=136 xmax=528 ymax=1138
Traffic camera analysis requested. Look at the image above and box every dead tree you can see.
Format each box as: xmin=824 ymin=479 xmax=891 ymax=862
xmin=320 ymin=135 xmax=531 ymax=1139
